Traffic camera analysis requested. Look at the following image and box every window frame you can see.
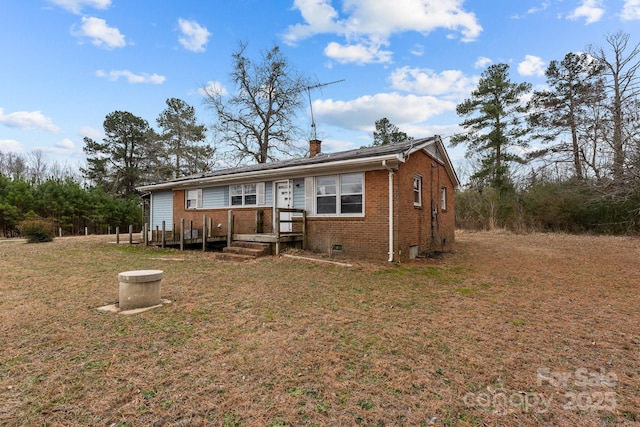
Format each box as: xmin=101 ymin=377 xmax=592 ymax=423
xmin=441 ymin=186 xmax=447 ymax=211
xmin=314 ymin=173 xmax=364 ymax=216
xmin=230 ymin=182 xmax=263 ymax=207
xmin=413 ymin=175 xmax=422 ymax=207
xmin=185 ymin=188 xmax=202 ymax=209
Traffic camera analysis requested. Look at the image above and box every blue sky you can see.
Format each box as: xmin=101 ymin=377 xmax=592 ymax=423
xmin=1 ymin=0 xmax=639 ymax=175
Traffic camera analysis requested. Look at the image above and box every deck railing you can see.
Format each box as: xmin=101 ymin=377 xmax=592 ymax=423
xmin=275 ymin=208 xmax=306 ymax=255
xmin=144 ymin=208 xmax=306 ymax=255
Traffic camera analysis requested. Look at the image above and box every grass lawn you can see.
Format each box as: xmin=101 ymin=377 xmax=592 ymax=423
xmin=0 ymin=231 xmax=638 ymax=426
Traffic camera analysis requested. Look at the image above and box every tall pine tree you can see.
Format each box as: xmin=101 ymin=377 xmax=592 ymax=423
xmin=156 ymin=98 xmax=212 ymax=179
xmin=82 ymin=111 xmax=157 ymax=198
xmin=452 ymin=63 xmax=531 ymax=192
xmin=372 ymin=117 xmax=412 ymax=146
xmin=528 ymin=52 xmax=605 ymax=179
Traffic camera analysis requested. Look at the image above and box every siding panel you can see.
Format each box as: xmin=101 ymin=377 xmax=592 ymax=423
xmin=264 ymin=181 xmax=273 ymax=206
xmin=151 ymin=191 xmax=173 ymax=230
xmin=203 ymin=186 xmax=228 ymax=208
xmin=292 ymin=178 xmax=305 ymax=209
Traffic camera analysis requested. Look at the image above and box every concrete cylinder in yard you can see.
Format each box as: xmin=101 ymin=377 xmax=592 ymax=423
xmin=118 ymin=270 xmax=163 ymax=310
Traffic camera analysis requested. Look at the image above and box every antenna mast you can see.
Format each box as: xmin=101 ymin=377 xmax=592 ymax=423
xmin=305 ymin=79 xmax=344 ymax=139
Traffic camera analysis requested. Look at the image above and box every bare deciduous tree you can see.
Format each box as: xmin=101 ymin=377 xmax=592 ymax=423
xmin=203 ymin=42 xmax=310 ymax=164
xmin=589 ymin=31 xmax=640 ymax=184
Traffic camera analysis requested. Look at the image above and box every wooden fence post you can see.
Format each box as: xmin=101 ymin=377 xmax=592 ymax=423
xmin=202 ymin=214 xmax=207 ymax=252
xmin=116 ymin=226 xmax=120 ymax=244
xmin=180 ymin=218 xmax=185 ymax=251
xmin=129 ymin=224 xmax=133 ymax=245
xmin=302 ymin=210 xmax=307 ymax=250
xmin=161 ymin=221 xmax=166 ymax=248
xmin=275 ymin=208 xmax=281 ymax=256
xmin=227 ymin=210 xmax=233 ymax=247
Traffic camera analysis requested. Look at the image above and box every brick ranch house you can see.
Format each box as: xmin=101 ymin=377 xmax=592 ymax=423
xmin=137 ymin=136 xmax=459 ymax=262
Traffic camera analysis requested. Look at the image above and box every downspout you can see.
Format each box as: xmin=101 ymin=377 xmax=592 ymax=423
xmin=383 ymin=160 xmax=395 ymax=262
xmin=430 ymin=163 xmax=436 ymax=247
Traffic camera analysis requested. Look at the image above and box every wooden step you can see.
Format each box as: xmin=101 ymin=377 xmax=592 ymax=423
xmin=222 ymin=247 xmax=261 ymax=257
xmin=230 ymin=241 xmax=273 ymax=255
xmin=223 ymin=244 xmax=271 ymax=257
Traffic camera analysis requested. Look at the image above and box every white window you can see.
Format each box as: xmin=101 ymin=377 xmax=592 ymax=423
xmin=315 ymin=173 xmax=363 ymax=215
xmin=413 ymin=175 xmax=422 ymax=207
xmin=186 ymin=189 xmax=202 ymax=209
xmin=230 ymin=183 xmax=263 ymax=206
xmin=441 ymin=186 xmax=447 ymax=211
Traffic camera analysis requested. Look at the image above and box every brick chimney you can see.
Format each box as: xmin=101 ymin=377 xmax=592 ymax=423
xmin=309 ymin=139 xmax=322 ymax=157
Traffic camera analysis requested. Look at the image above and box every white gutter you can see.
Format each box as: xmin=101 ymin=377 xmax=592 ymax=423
xmin=382 ymin=160 xmax=395 ymax=262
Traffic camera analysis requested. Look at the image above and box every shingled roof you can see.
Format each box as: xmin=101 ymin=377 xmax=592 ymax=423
xmin=138 ymin=136 xmax=458 ymax=191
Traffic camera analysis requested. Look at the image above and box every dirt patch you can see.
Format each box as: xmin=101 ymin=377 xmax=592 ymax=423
xmin=0 ymin=232 xmax=638 ymax=426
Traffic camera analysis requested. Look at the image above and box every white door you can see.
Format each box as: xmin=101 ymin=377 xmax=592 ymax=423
xmin=276 ymin=181 xmax=292 ymax=232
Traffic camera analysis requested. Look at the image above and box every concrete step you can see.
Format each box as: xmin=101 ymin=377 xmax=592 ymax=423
xmin=215 ymin=252 xmax=255 ymax=262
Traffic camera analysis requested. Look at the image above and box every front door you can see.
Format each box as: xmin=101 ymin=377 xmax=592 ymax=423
xmin=276 ymin=181 xmax=292 ymax=232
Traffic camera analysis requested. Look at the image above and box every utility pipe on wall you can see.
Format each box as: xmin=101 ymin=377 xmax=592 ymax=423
xmin=382 ymin=160 xmax=395 ymax=262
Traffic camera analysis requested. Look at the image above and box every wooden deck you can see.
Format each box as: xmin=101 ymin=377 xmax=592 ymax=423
xmin=144 ymin=208 xmax=306 ymax=255
xmin=146 ymin=233 xmax=304 ymax=255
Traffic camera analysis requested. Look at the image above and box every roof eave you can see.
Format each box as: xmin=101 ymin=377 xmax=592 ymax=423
xmin=434 ymin=136 xmax=461 ymax=188
xmin=137 ymin=153 xmax=405 ymax=192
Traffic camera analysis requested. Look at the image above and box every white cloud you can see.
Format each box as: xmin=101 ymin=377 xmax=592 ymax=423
xmin=96 ymin=70 xmax=166 ymax=84
xmin=0 ymin=108 xmax=61 ymax=133
xmin=55 ymin=139 xmax=75 ymax=150
xmin=389 ymin=66 xmax=478 ymax=99
xmin=324 ymin=41 xmax=392 ymax=64
xmin=567 ymin=0 xmax=605 ymax=24
xmin=56 ymin=139 xmax=75 ymax=150
xmin=284 ymin=0 xmax=482 ymax=64
xmin=47 ymin=0 xmax=111 ymax=14
xmin=621 ymin=0 xmax=640 ymax=20
xmin=512 ymin=1 xmax=550 ymax=18
xmin=313 ymin=92 xmax=456 ymax=131
xmin=177 ymin=18 xmax=211 ymax=53
xmin=74 ymin=16 xmax=126 ymax=49
xmin=320 ymin=138 xmax=361 ymax=153
xmin=200 ymin=80 xmax=228 ymax=97
xmin=518 ymin=55 xmax=546 ymax=77
xmin=282 ymin=0 xmax=341 ymax=43
xmin=79 ymin=126 xmax=102 ymax=140
xmin=40 ymin=138 xmax=82 ymax=156
xmin=410 ymin=44 xmax=424 ymax=56
xmin=527 ymin=1 xmax=550 ymax=15
xmin=474 ymin=56 xmax=492 ymax=69
xmin=0 ymin=139 xmax=24 ymax=154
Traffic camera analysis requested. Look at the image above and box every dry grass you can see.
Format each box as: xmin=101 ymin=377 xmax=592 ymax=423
xmin=0 ymin=232 xmax=638 ymax=426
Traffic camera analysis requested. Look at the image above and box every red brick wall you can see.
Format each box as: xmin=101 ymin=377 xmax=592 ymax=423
xmin=395 ymin=151 xmax=455 ymax=261
xmin=305 ymin=151 xmax=455 ymax=262
xmin=306 ymin=169 xmax=391 ymax=259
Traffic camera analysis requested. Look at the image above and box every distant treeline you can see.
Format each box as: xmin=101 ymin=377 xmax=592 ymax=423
xmin=455 ymin=179 xmax=640 ymax=234
xmin=0 ymin=174 xmax=140 ymax=238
